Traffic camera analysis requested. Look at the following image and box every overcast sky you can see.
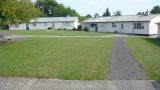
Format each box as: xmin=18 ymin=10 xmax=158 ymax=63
xmin=56 ymin=0 xmax=160 ymax=16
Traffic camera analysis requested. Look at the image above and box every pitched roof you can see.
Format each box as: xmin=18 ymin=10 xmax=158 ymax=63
xmin=83 ymin=14 xmax=160 ymax=23
xmin=31 ymin=17 xmax=78 ymax=22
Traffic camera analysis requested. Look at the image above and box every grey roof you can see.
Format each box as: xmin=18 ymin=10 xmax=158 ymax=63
xmin=83 ymin=14 xmax=160 ymax=23
xmin=31 ymin=17 xmax=78 ymax=22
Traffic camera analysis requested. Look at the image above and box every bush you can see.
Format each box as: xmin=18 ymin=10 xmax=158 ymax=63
xmin=58 ymin=28 xmax=61 ymax=30
xmin=63 ymin=28 xmax=66 ymax=30
xmin=77 ymin=25 xmax=82 ymax=31
xmin=83 ymin=28 xmax=89 ymax=32
xmin=48 ymin=27 xmax=53 ymax=30
xmin=72 ymin=27 xmax=77 ymax=31
xmin=114 ymin=31 xmax=118 ymax=34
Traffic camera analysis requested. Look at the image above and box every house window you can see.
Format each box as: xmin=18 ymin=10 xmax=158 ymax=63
xmin=133 ymin=22 xmax=144 ymax=29
xmin=64 ymin=22 xmax=71 ymax=27
xmin=112 ymin=23 xmax=116 ymax=27
xmin=121 ymin=24 xmax=124 ymax=29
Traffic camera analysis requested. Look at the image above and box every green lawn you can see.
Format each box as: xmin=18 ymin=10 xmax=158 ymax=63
xmin=125 ymin=38 xmax=160 ymax=80
xmin=0 ymin=38 xmax=112 ymax=80
xmin=0 ymin=30 xmax=109 ymax=36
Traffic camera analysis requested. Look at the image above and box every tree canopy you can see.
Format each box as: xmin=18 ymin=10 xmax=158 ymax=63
xmin=113 ymin=10 xmax=122 ymax=16
xmin=150 ymin=6 xmax=160 ymax=14
xmin=0 ymin=0 xmax=42 ymax=25
xmin=36 ymin=0 xmax=80 ymax=17
xmin=103 ymin=8 xmax=111 ymax=17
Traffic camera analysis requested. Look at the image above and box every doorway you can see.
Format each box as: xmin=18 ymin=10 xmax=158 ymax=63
xmin=26 ymin=24 xmax=29 ymax=30
xmin=95 ymin=25 xmax=98 ymax=32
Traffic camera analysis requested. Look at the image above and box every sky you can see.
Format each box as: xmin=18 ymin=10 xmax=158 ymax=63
xmin=56 ymin=0 xmax=160 ymax=16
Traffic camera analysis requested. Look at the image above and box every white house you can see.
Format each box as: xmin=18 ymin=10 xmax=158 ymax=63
xmin=9 ymin=17 xmax=79 ymax=30
xmin=82 ymin=14 xmax=160 ymax=35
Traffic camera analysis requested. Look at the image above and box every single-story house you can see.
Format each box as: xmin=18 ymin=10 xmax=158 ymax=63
xmin=82 ymin=14 xmax=160 ymax=35
xmin=9 ymin=17 xmax=79 ymax=30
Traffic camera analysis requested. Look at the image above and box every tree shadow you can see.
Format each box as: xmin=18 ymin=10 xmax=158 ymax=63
xmin=151 ymin=81 xmax=160 ymax=90
xmin=142 ymin=38 xmax=160 ymax=48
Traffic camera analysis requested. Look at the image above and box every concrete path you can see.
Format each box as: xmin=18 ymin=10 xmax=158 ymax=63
xmin=0 ymin=32 xmax=26 ymax=42
xmin=109 ymin=38 xmax=146 ymax=80
xmin=21 ymin=34 xmax=148 ymax=38
xmin=0 ymin=77 xmax=160 ymax=90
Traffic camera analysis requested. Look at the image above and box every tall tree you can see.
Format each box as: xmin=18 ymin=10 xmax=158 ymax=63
xmin=150 ymin=6 xmax=160 ymax=14
xmin=0 ymin=0 xmax=42 ymax=25
xmin=113 ymin=10 xmax=122 ymax=16
xmin=103 ymin=8 xmax=111 ymax=17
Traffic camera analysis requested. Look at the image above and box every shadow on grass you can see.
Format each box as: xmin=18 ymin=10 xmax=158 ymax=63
xmin=142 ymin=38 xmax=160 ymax=48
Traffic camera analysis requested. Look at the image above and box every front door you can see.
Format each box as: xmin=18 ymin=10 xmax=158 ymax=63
xmin=95 ymin=25 xmax=98 ymax=32
xmin=26 ymin=23 xmax=29 ymax=30
xmin=52 ymin=23 xmax=55 ymax=29
xmin=120 ymin=24 xmax=124 ymax=33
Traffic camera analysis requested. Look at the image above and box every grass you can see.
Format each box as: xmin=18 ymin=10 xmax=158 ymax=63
xmin=124 ymin=38 xmax=160 ymax=80
xmin=0 ymin=30 xmax=109 ymax=36
xmin=0 ymin=37 xmax=113 ymax=80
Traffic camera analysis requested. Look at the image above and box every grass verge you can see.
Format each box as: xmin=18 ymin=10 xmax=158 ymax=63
xmin=125 ymin=38 xmax=160 ymax=80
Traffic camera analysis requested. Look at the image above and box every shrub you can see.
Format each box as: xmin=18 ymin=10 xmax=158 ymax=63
xmin=72 ymin=27 xmax=77 ymax=31
xmin=114 ymin=31 xmax=118 ymax=34
xmin=58 ymin=28 xmax=61 ymax=30
xmin=77 ymin=25 xmax=82 ymax=31
xmin=48 ymin=27 xmax=53 ymax=30
xmin=63 ymin=28 xmax=66 ymax=30
xmin=83 ymin=28 xmax=89 ymax=32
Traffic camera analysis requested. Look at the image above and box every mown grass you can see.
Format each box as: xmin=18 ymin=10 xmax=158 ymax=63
xmin=125 ymin=38 xmax=160 ymax=80
xmin=0 ymin=38 xmax=112 ymax=80
xmin=0 ymin=30 xmax=109 ymax=36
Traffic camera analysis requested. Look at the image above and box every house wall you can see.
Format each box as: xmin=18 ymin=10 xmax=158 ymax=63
xmin=134 ymin=22 xmax=149 ymax=35
xmin=29 ymin=22 xmax=52 ymax=30
xmin=9 ymin=24 xmax=26 ymax=30
xmin=9 ymin=21 xmax=77 ymax=30
xmin=82 ymin=22 xmax=150 ymax=35
xmin=149 ymin=16 xmax=160 ymax=35
xmin=97 ymin=22 xmax=134 ymax=33
xmin=82 ymin=23 xmax=90 ymax=31
xmin=158 ymin=24 xmax=160 ymax=38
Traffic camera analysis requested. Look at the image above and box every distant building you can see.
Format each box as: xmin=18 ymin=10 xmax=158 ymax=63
xmin=82 ymin=14 xmax=160 ymax=35
xmin=9 ymin=17 xmax=79 ymax=30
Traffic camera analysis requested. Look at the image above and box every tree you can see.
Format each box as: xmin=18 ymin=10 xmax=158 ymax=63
xmin=137 ymin=12 xmax=144 ymax=15
xmin=103 ymin=8 xmax=111 ymax=17
xmin=113 ymin=10 xmax=122 ymax=16
xmin=94 ymin=13 xmax=100 ymax=18
xmin=86 ymin=14 xmax=92 ymax=18
xmin=0 ymin=0 xmax=42 ymax=25
xmin=150 ymin=6 xmax=160 ymax=14
xmin=36 ymin=0 xmax=80 ymax=17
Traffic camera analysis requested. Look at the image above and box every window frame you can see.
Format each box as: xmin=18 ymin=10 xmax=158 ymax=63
xmin=112 ymin=23 xmax=116 ymax=28
xmin=133 ymin=22 xmax=144 ymax=29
